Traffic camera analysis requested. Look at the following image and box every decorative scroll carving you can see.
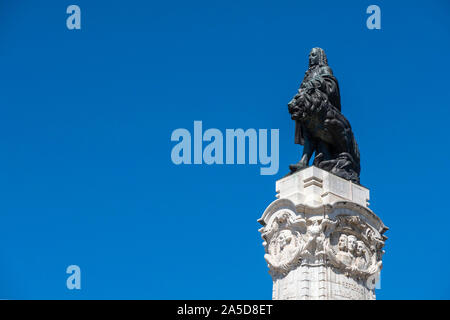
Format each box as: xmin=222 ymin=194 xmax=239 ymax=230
xmin=260 ymin=206 xmax=386 ymax=289
xmin=262 ymin=209 xmax=306 ymax=275
xmin=265 ymin=229 xmax=303 ymax=275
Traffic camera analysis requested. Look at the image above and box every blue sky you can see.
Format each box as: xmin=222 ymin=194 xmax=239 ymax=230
xmin=0 ymin=0 xmax=449 ymax=299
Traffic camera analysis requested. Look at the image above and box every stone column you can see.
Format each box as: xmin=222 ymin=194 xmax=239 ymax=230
xmin=258 ymin=166 xmax=388 ymax=300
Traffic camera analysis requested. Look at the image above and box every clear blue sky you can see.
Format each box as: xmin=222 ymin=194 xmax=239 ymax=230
xmin=0 ymin=0 xmax=449 ymax=299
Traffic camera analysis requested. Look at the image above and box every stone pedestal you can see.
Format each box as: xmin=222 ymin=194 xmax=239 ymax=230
xmin=258 ymin=167 xmax=388 ymax=300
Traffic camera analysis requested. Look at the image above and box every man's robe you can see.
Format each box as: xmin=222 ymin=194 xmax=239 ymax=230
xmin=294 ymin=65 xmax=341 ymax=145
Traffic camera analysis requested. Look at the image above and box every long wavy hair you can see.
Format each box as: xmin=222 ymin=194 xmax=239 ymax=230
xmin=309 ymin=47 xmax=328 ymax=67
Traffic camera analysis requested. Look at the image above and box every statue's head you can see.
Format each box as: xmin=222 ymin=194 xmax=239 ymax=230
xmin=309 ymin=47 xmax=328 ymax=67
xmin=356 ymin=241 xmax=365 ymax=257
xmin=347 ymin=235 xmax=357 ymax=253
xmin=277 ymin=230 xmax=293 ymax=251
xmin=338 ymin=234 xmax=348 ymax=251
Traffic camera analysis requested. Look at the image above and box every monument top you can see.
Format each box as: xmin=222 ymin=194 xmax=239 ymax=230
xmin=259 ymin=165 xmax=387 ymax=300
xmin=257 ymin=48 xmax=387 ymax=300
xmin=276 ymin=166 xmax=369 ymax=209
xmin=287 ymin=47 xmax=361 ymax=184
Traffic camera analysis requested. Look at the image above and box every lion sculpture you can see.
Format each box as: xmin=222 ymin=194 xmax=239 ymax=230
xmin=288 ymin=48 xmax=361 ymax=183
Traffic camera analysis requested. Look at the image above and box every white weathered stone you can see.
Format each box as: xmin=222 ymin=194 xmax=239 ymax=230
xmin=259 ymin=166 xmax=387 ymax=300
xmin=275 ymin=166 xmax=370 ymax=208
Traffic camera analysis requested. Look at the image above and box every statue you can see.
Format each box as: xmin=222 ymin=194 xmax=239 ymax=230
xmin=354 ymin=241 xmax=368 ymax=270
xmin=264 ymin=228 xmax=304 ymax=275
xmin=335 ymin=234 xmax=353 ymax=266
xmin=347 ymin=235 xmax=357 ymax=256
xmin=287 ymin=48 xmax=361 ymax=183
xmin=303 ymin=218 xmax=337 ymax=256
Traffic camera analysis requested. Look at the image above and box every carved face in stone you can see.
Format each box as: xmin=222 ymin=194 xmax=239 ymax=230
xmin=277 ymin=230 xmax=293 ymax=251
xmin=338 ymin=234 xmax=348 ymax=252
xmin=308 ymin=220 xmax=321 ymax=236
xmin=347 ymin=235 xmax=357 ymax=254
xmin=356 ymin=241 xmax=365 ymax=257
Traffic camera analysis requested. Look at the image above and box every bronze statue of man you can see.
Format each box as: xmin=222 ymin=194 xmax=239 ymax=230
xmin=287 ymin=48 xmax=361 ymax=183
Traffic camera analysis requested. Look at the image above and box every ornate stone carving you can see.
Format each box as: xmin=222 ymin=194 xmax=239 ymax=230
xmin=259 ymin=167 xmax=388 ymax=299
xmin=261 ymin=209 xmax=307 ymax=276
xmin=324 ymin=215 xmax=385 ymax=288
xmin=259 ymin=198 xmax=387 ymax=295
xmin=265 ymin=229 xmax=302 ymax=275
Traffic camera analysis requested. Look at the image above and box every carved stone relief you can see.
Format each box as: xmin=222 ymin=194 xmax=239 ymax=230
xmin=260 ymin=205 xmax=386 ymax=290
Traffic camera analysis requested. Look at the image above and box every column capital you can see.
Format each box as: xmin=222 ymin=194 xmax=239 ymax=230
xmin=259 ymin=168 xmax=388 ymax=300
